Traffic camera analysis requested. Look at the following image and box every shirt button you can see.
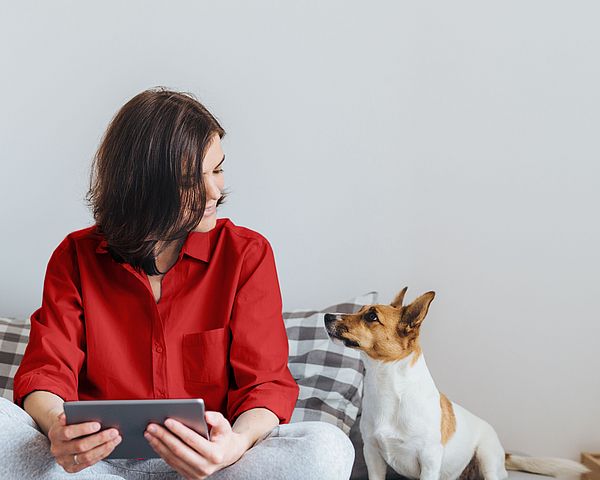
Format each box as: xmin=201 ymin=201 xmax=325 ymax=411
xmin=155 ymin=344 xmax=163 ymax=353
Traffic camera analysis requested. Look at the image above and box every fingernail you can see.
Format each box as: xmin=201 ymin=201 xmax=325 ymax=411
xmin=144 ymin=432 xmax=151 ymax=439
xmin=165 ymin=419 xmax=174 ymax=427
xmin=147 ymin=425 xmax=156 ymax=433
xmin=114 ymin=436 xmax=122 ymax=444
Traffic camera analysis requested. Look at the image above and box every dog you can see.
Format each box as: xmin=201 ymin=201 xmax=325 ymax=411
xmin=324 ymin=287 xmax=589 ymax=480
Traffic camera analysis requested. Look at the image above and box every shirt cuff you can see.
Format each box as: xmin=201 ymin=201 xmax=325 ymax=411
xmin=12 ymin=372 xmax=78 ymax=409
xmin=228 ymin=385 xmax=299 ymax=426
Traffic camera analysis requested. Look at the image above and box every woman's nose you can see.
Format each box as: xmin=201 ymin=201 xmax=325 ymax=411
xmin=205 ymin=178 xmax=222 ymax=200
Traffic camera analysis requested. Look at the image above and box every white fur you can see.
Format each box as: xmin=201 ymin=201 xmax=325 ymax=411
xmin=358 ymin=348 xmax=588 ymax=480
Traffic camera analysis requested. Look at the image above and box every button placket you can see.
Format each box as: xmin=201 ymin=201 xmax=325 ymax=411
xmin=108 ymin=253 xmax=181 ymax=399
xmin=150 ymin=264 xmax=182 ymax=399
xmin=152 ymin=339 xmax=167 ymax=397
xmin=151 ymin=309 xmax=168 ymax=398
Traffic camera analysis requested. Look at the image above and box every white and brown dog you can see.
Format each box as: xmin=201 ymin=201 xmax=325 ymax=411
xmin=324 ymin=287 xmax=589 ymax=480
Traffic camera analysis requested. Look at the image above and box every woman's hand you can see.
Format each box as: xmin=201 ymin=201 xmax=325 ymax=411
xmin=144 ymin=411 xmax=252 ymax=480
xmin=47 ymin=411 xmax=122 ymax=473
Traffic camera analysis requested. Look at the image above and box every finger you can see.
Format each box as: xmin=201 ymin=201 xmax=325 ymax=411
xmin=57 ymin=455 xmax=92 ymax=474
xmin=205 ymin=411 xmax=230 ymax=429
xmin=48 ymin=412 xmax=67 ymax=443
xmin=69 ymin=428 xmax=120 ymax=455
xmin=162 ymin=418 xmax=214 ymax=458
xmin=56 ymin=454 xmax=88 ymax=475
xmin=73 ymin=434 xmax=123 ymax=467
xmin=49 ymin=425 xmax=101 ymax=459
xmin=56 ymin=434 xmax=122 ymax=473
xmin=146 ymin=423 xmax=212 ymax=466
xmin=205 ymin=411 xmax=232 ymax=437
xmin=146 ymin=431 xmax=200 ymax=479
xmin=61 ymin=420 xmax=102 ymax=442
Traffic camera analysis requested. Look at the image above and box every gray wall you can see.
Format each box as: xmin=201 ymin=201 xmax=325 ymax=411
xmin=1 ymin=0 xmax=598 ymax=460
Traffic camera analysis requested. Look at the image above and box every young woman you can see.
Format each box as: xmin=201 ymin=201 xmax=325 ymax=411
xmin=0 ymin=88 xmax=354 ymax=479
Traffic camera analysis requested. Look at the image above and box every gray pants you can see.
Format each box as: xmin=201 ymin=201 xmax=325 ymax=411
xmin=0 ymin=397 xmax=355 ymax=480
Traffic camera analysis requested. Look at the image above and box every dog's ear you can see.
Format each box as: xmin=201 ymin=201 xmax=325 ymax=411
xmin=402 ymin=291 xmax=435 ymax=328
xmin=390 ymin=286 xmax=408 ymax=308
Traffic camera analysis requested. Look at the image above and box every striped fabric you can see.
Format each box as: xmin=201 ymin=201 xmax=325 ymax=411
xmin=0 ymin=317 xmax=30 ymax=401
xmin=284 ymin=292 xmax=378 ymax=435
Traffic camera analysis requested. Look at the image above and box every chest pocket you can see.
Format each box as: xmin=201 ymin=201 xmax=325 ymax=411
xmin=182 ymin=327 xmax=229 ymax=384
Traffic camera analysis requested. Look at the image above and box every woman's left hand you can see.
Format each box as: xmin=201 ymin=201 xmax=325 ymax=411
xmin=144 ymin=411 xmax=251 ymax=480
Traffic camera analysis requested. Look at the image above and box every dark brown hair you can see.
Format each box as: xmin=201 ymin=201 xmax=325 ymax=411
xmin=85 ymin=87 xmax=229 ymax=275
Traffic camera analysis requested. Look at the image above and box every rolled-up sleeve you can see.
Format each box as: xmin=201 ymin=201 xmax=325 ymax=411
xmin=226 ymin=237 xmax=299 ymax=425
xmin=13 ymin=238 xmax=85 ymax=408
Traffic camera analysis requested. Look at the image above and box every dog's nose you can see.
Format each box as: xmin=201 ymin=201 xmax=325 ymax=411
xmin=324 ymin=313 xmax=336 ymax=325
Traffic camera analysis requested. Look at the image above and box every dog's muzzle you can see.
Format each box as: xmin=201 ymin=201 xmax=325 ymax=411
xmin=324 ymin=313 xmax=338 ymax=327
xmin=324 ymin=313 xmax=361 ymax=348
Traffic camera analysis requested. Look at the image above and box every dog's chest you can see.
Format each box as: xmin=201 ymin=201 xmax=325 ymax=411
xmin=361 ymin=368 xmax=440 ymax=479
xmin=364 ymin=394 xmax=438 ymax=477
xmin=372 ymin=425 xmax=424 ymax=478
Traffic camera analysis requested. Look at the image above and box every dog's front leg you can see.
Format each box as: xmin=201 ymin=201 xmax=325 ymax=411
xmin=363 ymin=440 xmax=388 ymax=480
xmin=418 ymin=445 xmax=443 ymax=480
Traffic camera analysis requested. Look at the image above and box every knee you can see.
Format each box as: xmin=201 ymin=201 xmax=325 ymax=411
xmin=0 ymin=396 xmax=18 ymax=416
xmin=0 ymin=396 xmax=39 ymax=430
xmin=296 ymin=421 xmax=355 ymax=479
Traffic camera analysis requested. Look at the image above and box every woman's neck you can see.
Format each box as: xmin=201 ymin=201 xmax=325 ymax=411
xmin=151 ymin=237 xmax=186 ymax=276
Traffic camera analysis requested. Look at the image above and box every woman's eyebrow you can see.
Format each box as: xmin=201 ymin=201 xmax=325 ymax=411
xmin=199 ymin=155 xmax=225 ymax=174
xmin=208 ymin=155 xmax=225 ymax=171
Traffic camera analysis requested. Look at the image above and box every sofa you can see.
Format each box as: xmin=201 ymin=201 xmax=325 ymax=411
xmin=1 ymin=291 xmax=551 ymax=479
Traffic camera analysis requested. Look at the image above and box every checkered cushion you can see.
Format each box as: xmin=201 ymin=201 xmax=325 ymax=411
xmin=0 ymin=317 xmax=30 ymax=401
xmin=284 ymin=291 xmax=377 ymax=435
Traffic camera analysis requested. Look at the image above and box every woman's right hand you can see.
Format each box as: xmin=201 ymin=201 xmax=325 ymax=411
xmin=47 ymin=410 xmax=122 ymax=473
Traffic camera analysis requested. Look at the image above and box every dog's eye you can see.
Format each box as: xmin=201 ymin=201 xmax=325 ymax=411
xmin=365 ymin=311 xmax=378 ymax=322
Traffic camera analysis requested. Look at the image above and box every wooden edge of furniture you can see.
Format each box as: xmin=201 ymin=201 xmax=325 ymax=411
xmin=581 ymin=453 xmax=600 ymax=480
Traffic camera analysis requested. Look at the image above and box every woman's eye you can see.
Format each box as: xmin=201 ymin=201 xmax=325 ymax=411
xmin=201 ymin=168 xmax=225 ymax=176
xmin=366 ymin=311 xmax=378 ymax=322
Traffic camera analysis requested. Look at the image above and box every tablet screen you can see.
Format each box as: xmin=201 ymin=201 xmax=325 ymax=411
xmin=64 ymin=398 xmax=209 ymax=459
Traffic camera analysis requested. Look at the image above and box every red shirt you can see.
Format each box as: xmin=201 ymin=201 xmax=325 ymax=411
xmin=13 ymin=218 xmax=299 ymax=425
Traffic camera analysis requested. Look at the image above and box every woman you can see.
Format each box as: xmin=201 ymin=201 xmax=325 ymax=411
xmin=0 ymin=88 xmax=354 ymax=479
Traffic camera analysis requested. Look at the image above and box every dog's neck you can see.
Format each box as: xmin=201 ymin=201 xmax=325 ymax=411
xmin=361 ymin=347 xmax=437 ymax=395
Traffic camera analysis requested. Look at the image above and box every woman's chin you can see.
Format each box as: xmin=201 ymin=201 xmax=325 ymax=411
xmin=193 ymin=216 xmax=217 ymax=232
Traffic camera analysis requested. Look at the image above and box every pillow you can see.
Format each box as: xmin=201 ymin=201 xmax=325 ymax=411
xmin=284 ymin=291 xmax=378 ymax=435
xmin=0 ymin=316 xmax=30 ymax=401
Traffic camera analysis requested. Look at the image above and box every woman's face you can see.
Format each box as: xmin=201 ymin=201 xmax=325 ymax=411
xmin=193 ymin=133 xmax=225 ymax=233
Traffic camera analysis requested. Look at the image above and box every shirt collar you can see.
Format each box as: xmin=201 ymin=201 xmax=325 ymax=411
xmin=95 ymin=229 xmax=212 ymax=263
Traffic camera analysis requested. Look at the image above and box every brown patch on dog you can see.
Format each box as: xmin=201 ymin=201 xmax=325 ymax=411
xmin=440 ymin=392 xmax=456 ymax=445
xmin=457 ymin=453 xmax=483 ymax=480
xmin=409 ymin=343 xmax=422 ymax=366
xmin=325 ymin=289 xmax=435 ymax=363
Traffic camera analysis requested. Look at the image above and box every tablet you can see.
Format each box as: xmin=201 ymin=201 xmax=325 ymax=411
xmin=63 ymin=398 xmax=209 ymax=459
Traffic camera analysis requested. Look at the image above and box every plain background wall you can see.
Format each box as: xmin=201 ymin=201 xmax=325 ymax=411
xmin=1 ymin=0 xmax=598 ymax=460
